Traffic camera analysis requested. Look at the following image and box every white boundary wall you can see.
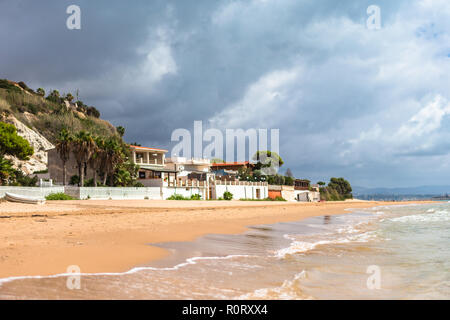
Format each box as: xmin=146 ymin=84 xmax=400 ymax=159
xmin=214 ymin=184 xmax=268 ymax=200
xmin=0 ymin=184 xmax=269 ymax=201
xmin=162 ymin=187 xmax=205 ymax=200
xmin=77 ymin=187 xmax=162 ymax=200
xmin=0 ymin=186 xmax=64 ymax=198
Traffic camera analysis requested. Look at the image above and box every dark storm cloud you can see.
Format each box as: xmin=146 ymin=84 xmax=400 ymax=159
xmin=1 ymin=0 xmax=449 ymax=187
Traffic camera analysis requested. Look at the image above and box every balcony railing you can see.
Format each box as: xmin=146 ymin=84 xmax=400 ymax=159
xmin=135 ymin=158 xmax=163 ymax=165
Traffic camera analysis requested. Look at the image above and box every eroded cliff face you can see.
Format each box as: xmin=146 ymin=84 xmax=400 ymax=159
xmin=3 ymin=114 xmax=54 ymax=175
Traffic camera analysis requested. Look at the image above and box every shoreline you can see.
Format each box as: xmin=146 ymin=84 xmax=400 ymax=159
xmin=0 ymin=199 xmax=433 ymax=280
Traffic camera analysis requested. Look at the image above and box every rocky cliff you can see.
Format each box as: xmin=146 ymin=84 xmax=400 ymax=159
xmin=3 ymin=114 xmax=54 ymax=175
xmin=0 ymin=78 xmax=118 ymax=175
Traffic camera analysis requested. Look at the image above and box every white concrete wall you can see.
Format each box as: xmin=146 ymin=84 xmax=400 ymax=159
xmin=0 ymin=184 xmax=269 ymax=201
xmin=0 ymin=186 xmax=65 ymax=198
xmin=162 ymin=187 xmax=205 ymax=200
xmin=214 ymin=184 xmax=268 ymax=200
xmin=280 ymin=186 xmax=295 ymax=201
xmin=140 ymin=179 xmax=163 ymax=187
xmin=294 ymin=190 xmax=321 ymax=202
xmin=309 ymin=191 xmax=321 ymax=202
xmin=78 ymin=187 xmax=162 ymax=200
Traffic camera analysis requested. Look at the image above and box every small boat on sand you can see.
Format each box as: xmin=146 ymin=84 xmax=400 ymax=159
xmin=5 ymin=192 xmax=46 ymax=205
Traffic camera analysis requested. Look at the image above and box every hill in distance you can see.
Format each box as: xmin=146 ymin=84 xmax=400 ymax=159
xmin=353 ymin=185 xmax=450 ymax=200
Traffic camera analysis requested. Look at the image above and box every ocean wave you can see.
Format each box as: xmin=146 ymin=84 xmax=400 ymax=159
xmin=0 ymin=254 xmax=255 ymax=287
xmin=236 ymin=271 xmax=313 ymax=300
xmin=389 ymin=210 xmax=450 ymax=223
xmin=275 ymin=231 xmax=377 ymax=259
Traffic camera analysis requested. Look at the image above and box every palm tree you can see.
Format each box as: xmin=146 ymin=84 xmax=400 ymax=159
xmin=36 ymin=88 xmax=45 ymax=97
xmin=65 ymin=93 xmax=74 ymax=103
xmin=89 ymin=136 xmax=104 ymax=187
xmin=55 ymin=129 xmax=72 ymax=186
xmin=72 ymin=131 xmax=96 ymax=187
xmin=101 ymin=138 xmax=123 ymax=186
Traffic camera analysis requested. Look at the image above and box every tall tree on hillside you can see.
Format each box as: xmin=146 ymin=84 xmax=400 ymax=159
xmin=89 ymin=136 xmax=104 ymax=187
xmin=0 ymin=122 xmax=34 ymax=160
xmin=116 ymin=126 xmax=125 ymax=138
xmin=36 ymin=88 xmax=45 ymax=97
xmin=0 ymin=122 xmax=33 ymax=186
xmin=72 ymin=131 xmax=96 ymax=187
xmin=65 ymin=93 xmax=74 ymax=103
xmin=55 ymin=128 xmax=72 ymax=186
xmin=101 ymin=138 xmax=123 ymax=186
xmin=49 ymin=90 xmax=60 ymax=98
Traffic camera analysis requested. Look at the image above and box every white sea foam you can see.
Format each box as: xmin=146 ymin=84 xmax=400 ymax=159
xmin=389 ymin=210 xmax=450 ymax=223
xmin=276 ymin=230 xmax=377 ymax=259
xmin=236 ymin=271 xmax=312 ymax=300
xmin=0 ymin=254 xmax=255 ymax=287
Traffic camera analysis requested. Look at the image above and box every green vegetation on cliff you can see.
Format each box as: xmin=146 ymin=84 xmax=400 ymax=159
xmin=0 ymin=79 xmax=117 ymax=143
xmin=0 ymin=78 xmax=134 ymax=187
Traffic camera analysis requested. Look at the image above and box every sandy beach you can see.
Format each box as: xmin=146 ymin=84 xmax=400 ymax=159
xmin=0 ymin=199 xmax=432 ymax=279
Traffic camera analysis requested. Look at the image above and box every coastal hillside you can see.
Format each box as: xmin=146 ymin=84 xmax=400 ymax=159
xmin=0 ymin=79 xmax=118 ymax=173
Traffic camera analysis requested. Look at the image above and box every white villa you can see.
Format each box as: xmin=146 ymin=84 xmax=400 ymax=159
xmin=129 ymin=145 xmax=267 ymax=200
xmin=130 ymin=145 xmax=175 ymax=187
xmin=130 ymin=146 xmax=214 ymax=187
xmin=165 ymin=156 xmax=215 ymax=183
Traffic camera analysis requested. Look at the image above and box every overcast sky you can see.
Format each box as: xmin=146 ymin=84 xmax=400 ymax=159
xmin=1 ymin=0 xmax=450 ymax=187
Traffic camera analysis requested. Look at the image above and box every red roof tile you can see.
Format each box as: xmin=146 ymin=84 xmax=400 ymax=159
xmin=211 ymin=161 xmax=251 ymax=167
xmin=130 ymin=145 xmax=168 ymax=153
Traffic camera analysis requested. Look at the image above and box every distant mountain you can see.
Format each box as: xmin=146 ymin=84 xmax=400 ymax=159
xmin=353 ymin=186 xmax=450 ymax=199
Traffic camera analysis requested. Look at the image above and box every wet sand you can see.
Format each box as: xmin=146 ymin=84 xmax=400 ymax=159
xmin=0 ymin=199 xmax=432 ymax=279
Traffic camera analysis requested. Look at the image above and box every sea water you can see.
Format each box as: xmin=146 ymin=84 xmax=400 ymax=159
xmin=0 ymin=203 xmax=449 ymax=299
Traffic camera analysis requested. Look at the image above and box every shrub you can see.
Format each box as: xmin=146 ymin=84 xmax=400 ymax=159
xmin=46 ymin=193 xmax=76 ymax=200
xmin=284 ymin=176 xmax=294 ymax=186
xmin=33 ymin=169 xmax=48 ymax=174
xmin=84 ymin=178 xmax=95 ymax=187
xmin=36 ymin=88 xmax=45 ymax=97
xmin=167 ymin=194 xmax=189 ymax=200
xmin=86 ymin=106 xmax=100 ymax=118
xmin=223 ymin=191 xmax=233 ymax=200
xmin=0 ymin=79 xmax=21 ymax=93
xmin=167 ymin=194 xmax=203 ymax=200
xmin=0 ymin=121 xmax=34 ymax=160
xmin=70 ymin=175 xmax=80 ymax=186
xmin=239 ymin=197 xmax=286 ymax=201
xmin=15 ymin=173 xmax=38 ymax=187
xmin=18 ymin=81 xmax=35 ymax=94
xmin=134 ymin=182 xmax=145 ymax=188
